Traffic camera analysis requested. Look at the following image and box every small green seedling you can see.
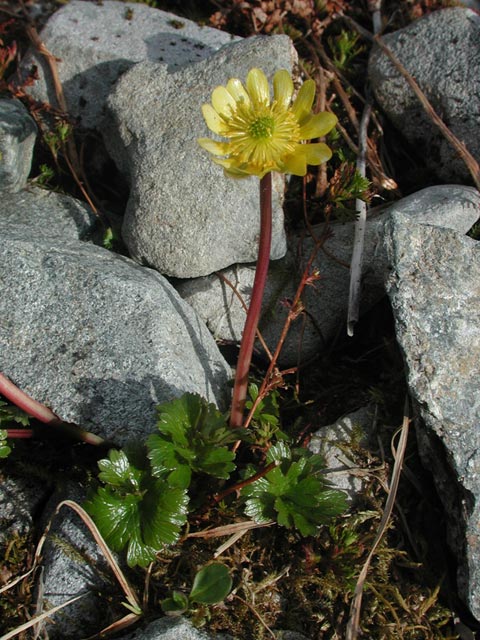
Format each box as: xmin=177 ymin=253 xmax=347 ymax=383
xmin=161 ymin=563 xmax=232 ymax=614
xmin=245 ymin=383 xmax=289 ymax=447
xmin=0 ymin=429 xmax=11 ymax=458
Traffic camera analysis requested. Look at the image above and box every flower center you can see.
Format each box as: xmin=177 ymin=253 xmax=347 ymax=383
xmin=248 ymin=116 xmax=275 ymax=140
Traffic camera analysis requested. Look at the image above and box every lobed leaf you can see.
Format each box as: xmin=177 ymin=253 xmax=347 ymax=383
xmin=97 ymin=449 xmax=142 ymax=490
xmin=147 ymin=394 xmax=237 ymax=484
xmin=241 ymin=444 xmax=347 ymax=535
xmin=85 ymin=450 xmax=188 ymax=567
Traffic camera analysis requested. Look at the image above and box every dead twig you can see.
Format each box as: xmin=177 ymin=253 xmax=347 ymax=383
xmin=345 ymin=397 xmax=411 ymax=640
xmin=373 ymin=34 xmax=480 ymax=191
xmin=347 ymin=100 xmax=372 ymax=337
xmin=214 ymin=270 xmax=274 ymax=361
xmin=343 ymin=14 xmax=480 ymax=191
xmin=347 ymin=0 xmax=382 ymax=337
xmin=19 ymin=1 xmax=107 ymax=223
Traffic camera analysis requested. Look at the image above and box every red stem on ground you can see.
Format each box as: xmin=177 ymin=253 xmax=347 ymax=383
xmin=5 ymin=429 xmax=34 ymax=439
xmin=0 ymin=372 xmax=62 ymax=425
xmin=211 ymin=460 xmax=278 ymax=505
xmin=229 ymin=172 xmax=272 ymax=429
xmin=0 ymin=372 xmax=105 ymax=445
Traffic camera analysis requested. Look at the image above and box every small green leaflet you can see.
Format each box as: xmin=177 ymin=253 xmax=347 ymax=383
xmin=0 ymin=400 xmax=30 ymax=427
xmin=161 ymin=563 xmax=232 ymax=614
xmin=189 ymin=563 xmax=232 ymax=604
xmin=0 ymin=429 xmax=11 ymax=459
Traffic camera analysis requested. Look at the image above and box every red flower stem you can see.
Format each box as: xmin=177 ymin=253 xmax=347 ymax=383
xmin=229 ymin=172 xmax=272 ymax=429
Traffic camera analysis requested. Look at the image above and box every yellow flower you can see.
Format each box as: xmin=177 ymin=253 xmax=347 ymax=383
xmin=198 ymin=68 xmax=337 ymax=179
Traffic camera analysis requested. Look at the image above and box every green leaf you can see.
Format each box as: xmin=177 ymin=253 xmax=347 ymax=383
xmin=0 ymin=401 xmax=30 ymax=427
xmin=86 ymin=487 xmax=141 ymax=552
xmin=241 ymin=444 xmax=348 ymax=536
xmin=97 ymin=449 xmax=142 ymax=490
xmin=126 ymin=528 xmax=158 ymax=568
xmin=0 ymin=429 xmax=11 ymax=458
xmin=0 ymin=444 xmax=12 ymax=459
xmin=189 ymin=563 xmax=232 ymax=604
xmin=161 ymin=590 xmax=189 ymax=614
xmin=85 ymin=449 xmax=188 ymax=567
xmin=167 ymin=465 xmax=192 ymax=490
xmin=147 ymin=394 xmax=237 ymax=484
xmin=141 ymin=477 xmax=189 ymax=548
xmin=199 ymin=447 xmax=236 ymax=479
xmin=267 ymin=441 xmax=291 ymax=463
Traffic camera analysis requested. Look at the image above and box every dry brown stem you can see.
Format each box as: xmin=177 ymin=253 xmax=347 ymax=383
xmin=373 ymin=34 xmax=480 ymax=191
xmin=345 ymin=398 xmax=411 ymax=640
xmin=214 ymin=271 xmax=273 ymax=361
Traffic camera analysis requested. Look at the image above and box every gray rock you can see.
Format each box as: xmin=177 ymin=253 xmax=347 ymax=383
xmin=22 ymin=0 xmax=238 ymax=129
xmin=116 ymin=617 xmax=234 ymax=640
xmin=0 ymin=229 xmax=230 ymax=446
xmin=0 ymin=186 xmax=99 ymax=240
xmin=115 ymin=617 xmax=310 ymax=640
xmin=176 ymin=185 xmax=480 ymax=366
xmin=308 ymin=407 xmax=373 ymax=501
xmin=104 ymin=35 xmax=294 ymax=278
xmin=37 ymin=484 xmax=119 ymax=639
xmin=0 ymin=99 xmax=37 ymax=192
xmin=0 ymin=473 xmax=49 ymax=546
xmin=368 ymin=8 xmax=480 ymax=183
xmin=383 ymin=216 xmax=480 ymax=620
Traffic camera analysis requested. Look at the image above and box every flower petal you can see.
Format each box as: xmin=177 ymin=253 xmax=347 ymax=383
xmin=246 ymin=68 xmax=270 ymax=106
xmin=291 ymin=79 xmax=315 ymax=121
xmin=201 ymin=104 xmax=224 ymax=134
xmin=224 ymin=166 xmax=251 ymax=179
xmin=282 ymin=149 xmax=307 ymax=176
xmin=197 ymin=138 xmax=229 ymax=156
xmin=302 ymin=142 xmax=333 ymax=165
xmin=273 ymin=69 xmax=294 ymax=109
xmin=226 ymin=78 xmax=251 ymax=106
xmin=212 ymin=157 xmax=251 ymax=178
xmin=211 ymin=86 xmax=236 ymax=118
xmin=298 ymin=112 xmax=338 ymax=139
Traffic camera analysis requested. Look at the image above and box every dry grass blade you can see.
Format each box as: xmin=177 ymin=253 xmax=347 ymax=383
xmin=232 ymin=594 xmax=276 ymax=639
xmin=347 ymin=0 xmax=382 ymax=338
xmin=214 ymin=271 xmax=273 ymax=361
xmin=2 ymin=500 xmax=143 ymax=639
xmin=0 ymin=566 xmax=35 ymax=595
xmin=373 ymin=34 xmax=480 ymax=192
xmin=347 ymin=101 xmax=372 ymax=337
xmin=187 ymin=520 xmax=274 ymax=540
xmin=19 ymin=1 xmax=106 ymax=222
xmin=214 ymin=530 xmax=249 ymax=558
xmin=84 ymin=613 xmax=143 ymax=640
xmin=0 ymin=594 xmax=85 ymax=640
xmin=54 ymin=500 xmax=142 ymax=613
xmin=345 ymin=397 xmax=410 ymax=640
